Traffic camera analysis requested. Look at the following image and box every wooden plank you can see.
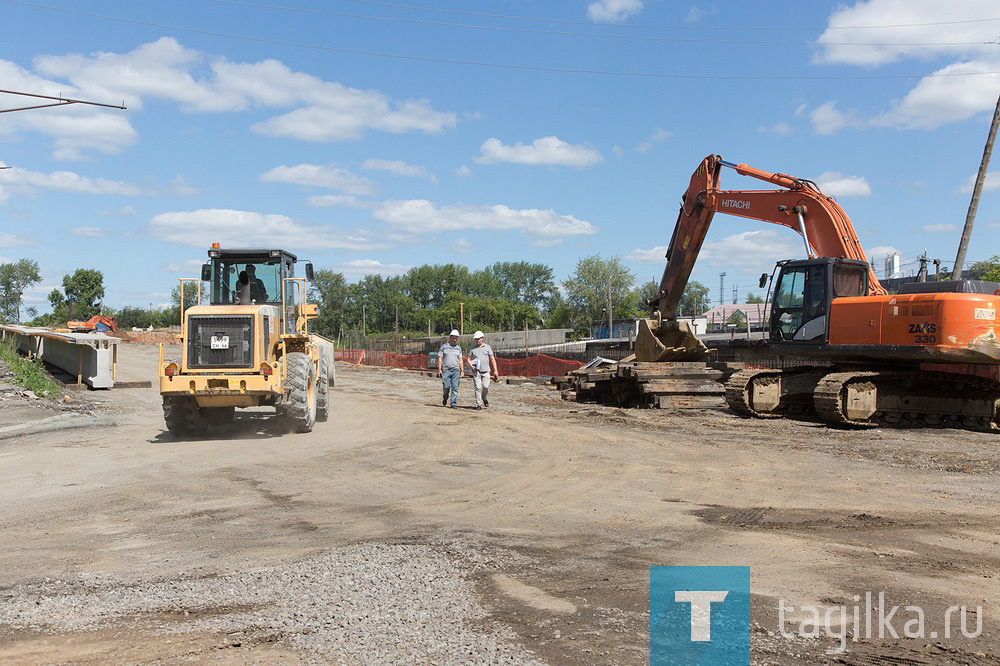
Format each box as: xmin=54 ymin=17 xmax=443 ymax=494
xmin=639 ymin=379 xmax=724 ymax=395
xmin=652 ymin=395 xmax=726 ymax=409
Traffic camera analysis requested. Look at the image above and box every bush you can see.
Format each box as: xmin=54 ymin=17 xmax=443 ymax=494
xmin=0 ymin=339 xmax=62 ymax=400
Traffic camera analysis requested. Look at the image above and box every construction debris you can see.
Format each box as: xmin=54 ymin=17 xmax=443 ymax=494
xmin=553 ymin=361 xmax=739 ymax=409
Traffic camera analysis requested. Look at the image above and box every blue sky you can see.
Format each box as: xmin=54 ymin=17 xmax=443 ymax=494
xmin=1 ymin=0 xmax=999 ymax=314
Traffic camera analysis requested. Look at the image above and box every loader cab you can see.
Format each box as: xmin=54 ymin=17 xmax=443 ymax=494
xmin=204 ymin=248 xmax=299 ymax=306
xmin=770 ymin=258 xmax=869 ymax=343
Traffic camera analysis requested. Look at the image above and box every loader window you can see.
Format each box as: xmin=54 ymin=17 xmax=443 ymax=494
xmin=211 ymin=259 xmax=284 ymax=305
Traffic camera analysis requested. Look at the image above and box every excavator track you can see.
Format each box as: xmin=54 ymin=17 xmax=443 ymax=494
xmin=724 ymin=368 xmax=789 ymax=418
xmin=813 ymin=370 xmax=1000 ymax=431
xmin=813 ymin=372 xmax=880 ymax=428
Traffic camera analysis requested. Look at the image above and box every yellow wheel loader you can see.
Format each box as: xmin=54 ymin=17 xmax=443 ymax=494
xmin=158 ymin=245 xmax=328 ymax=435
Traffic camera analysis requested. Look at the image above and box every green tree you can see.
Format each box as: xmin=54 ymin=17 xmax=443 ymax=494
xmin=969 ymin=256 xmax=1000 ymax=282
xmin=0 ymin=259 xmax=41 ymax=323
xmin=745 ymin=292 xmax=764 ymax=304
xmin=562 ymin=255 xmax=636 ymax=333
xmin=483 ymin=261 xmax=556 ymax=309
xmin=678 ymin=281 xmax=711 ymax=316
xmin=309 ymin=269 xmax=348 ymax=338
xmin=53 ymin=268 xmax=105 ymax=320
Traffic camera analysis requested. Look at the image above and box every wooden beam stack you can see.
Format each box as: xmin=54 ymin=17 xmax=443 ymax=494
xmin=553 ymin=361 xmax=736 ymax=409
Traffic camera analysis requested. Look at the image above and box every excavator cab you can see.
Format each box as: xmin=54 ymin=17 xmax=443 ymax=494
xmin=769 ymin=258 xmax=869 ymax=342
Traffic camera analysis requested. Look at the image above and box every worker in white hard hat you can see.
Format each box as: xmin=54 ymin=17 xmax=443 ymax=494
xmin=437 ymin=329 xmax=464 ymax=408
xmin=466 ymin=331 xmax=499 ymax=410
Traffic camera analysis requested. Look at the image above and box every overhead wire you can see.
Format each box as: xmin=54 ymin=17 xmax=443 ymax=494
xmin=322 ymin=0 xmax=1000 ymax=32
xmin=204 ymin=0 xmax=1000 ymax=47
xmin=2 ymin=0 xmax=999 ymax=81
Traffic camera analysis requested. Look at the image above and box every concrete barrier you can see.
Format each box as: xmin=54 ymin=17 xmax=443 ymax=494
xmin=0 ymin=325 xmax=119 ymax=389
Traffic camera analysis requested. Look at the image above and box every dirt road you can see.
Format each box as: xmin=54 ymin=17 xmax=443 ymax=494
xmin=1 ymin=343 xmax=999 ymax=664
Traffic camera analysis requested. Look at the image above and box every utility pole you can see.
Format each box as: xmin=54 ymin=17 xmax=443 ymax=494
xmin=953 ymin=90 xmax=1000 ymax=279
xmin=719 ymin=272 xmax=726 ymax=307
xmin=607 ymin=278 xmax=613 ymax=340
xmin=459 ymin=302 xmax=464 ymax=335
xmin=917 ymin=250 xmax=928 ymax=282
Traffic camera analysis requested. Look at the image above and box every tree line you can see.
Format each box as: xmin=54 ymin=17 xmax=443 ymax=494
xmin=11 ymin=252 xmax=992 ymax=337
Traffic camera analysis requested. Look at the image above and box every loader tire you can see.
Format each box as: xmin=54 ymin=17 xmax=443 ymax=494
xmin=163 ymin=396 xmax=208 ymax=436
xmin=277 ymin=352 xmax=316 ymax=433
xmin=317 ymin=357 xmax=330 ymax=422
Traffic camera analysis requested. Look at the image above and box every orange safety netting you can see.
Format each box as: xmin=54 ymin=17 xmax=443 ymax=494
xmin=496 ymin=354 xmax=582 ymax=377
xmin=335 ymin=349 xmax=365 ymax=364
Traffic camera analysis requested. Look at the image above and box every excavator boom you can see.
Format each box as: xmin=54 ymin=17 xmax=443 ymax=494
xmin=648 ymin=154 xmax=884 ymax=322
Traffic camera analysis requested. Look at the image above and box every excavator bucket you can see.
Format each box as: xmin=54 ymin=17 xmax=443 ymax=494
xmin=634 ymin=318 xmax=711 ymax=362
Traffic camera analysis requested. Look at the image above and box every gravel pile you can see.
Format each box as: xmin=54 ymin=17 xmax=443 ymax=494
xmin=0 ymin=542 xmax=545 ymax=665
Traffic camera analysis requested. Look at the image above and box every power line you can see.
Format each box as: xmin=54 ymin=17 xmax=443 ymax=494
xmin=205 ymin=0 xmax=1000 ymax=47
xmin=325 ymin=0 xmax=1000 ymax=32
xmin=3 ymin=0 xmax=998 ymax=81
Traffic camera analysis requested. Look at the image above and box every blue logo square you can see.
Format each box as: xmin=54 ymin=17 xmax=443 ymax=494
xmin=650 ymin=566 xmax=753 ymax=665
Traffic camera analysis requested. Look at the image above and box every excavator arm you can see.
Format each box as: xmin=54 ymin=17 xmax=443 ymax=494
xmin=637 ymin=154 xmax=884 ymax=362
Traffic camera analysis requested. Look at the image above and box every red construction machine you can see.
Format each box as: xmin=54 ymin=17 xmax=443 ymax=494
xmin=640 ymin=154 xmax=1000 ymax=429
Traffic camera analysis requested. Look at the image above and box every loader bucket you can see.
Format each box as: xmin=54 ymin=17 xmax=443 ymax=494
xmin=634 ymin=318 xmax=711 ymax=362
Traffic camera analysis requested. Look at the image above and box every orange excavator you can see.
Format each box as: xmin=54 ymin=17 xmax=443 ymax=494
xmin=639 ymin=154 xmax=1000 ymax=429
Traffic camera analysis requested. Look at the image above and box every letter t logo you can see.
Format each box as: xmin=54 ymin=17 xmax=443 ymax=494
xmin=675 ymin=590 xmax=729 ymax=641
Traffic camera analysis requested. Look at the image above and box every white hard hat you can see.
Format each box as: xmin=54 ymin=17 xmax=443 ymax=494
xmin=473 ymin=330 xmax=485 ymax=339
xmin=449 ymin=329 xmax=460 ymax=336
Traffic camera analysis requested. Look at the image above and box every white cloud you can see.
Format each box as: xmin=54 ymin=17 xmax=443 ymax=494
xmin=475 ymin=136 xmax=602 ymax=167
xmin=329 ymin=259 xmax=411 ymax=279
xmin=306 ymin=194 xmax=373 ymax=209
xmin=587 ymin=0 xmax=644 ymax=22
xmin=814 ymin=0 xmax=999 ymax=67
xmin=100 ymin=205 xmax=138 ymax=217
xmin=634 ymin=127 xmax=672 ymax=153
xmin=922 ymin=223 xmax=960 ymax=232
xmin=958 ymin=171 xmax=1000 ymax=193
xmin=12 ymin=37 xmax=457 ymax=158
xmin=627 ymin=229 xmax=804 ymax=270
xmin=816 ymin=171 xmax=872 ymax=197
xmin=757 ymin=122 xmax=794 ymax=136
xmin=168 ymin=175 xmax=200 ymax=196
xmin=530 ymin=238 xmax=565 ymax=248
xmin=362 ymin=158 xmax=436 ymax=182
xmin=809 ymin=101 xmax=864 ymax=135
xmin=374 ymin=199 xmax=598 ymax=238
xmin=872 ymin=63 xmax=1000 ymax=131
xmin=685 ymin=6 xmax=705 ymax=22
xmin=259 ymin=164 xmax=377 ymax=196
xmin=147 ymin=209 xmax=404 ymax=251
xmin=0 ymin=232 xmax=41 ymax=248
xmin=69 ymin=226 xmax=110 ymax=238
xmin=453 ymin=165 xmax=472 ymax=177
xmin=162 ymin=259 xmax=206 ymax=274
xmin=810 ymin=2 xmax=1000 ymax=133
xmin=0 ymin=164 xmax=145 ymax=201
xmin=866 ymin=245 xmax=902 ymax=264
xmin=450 ymin=239 xmax=473 ymax=254
xmin=0 ymin=61 xmax=135 ymax=159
